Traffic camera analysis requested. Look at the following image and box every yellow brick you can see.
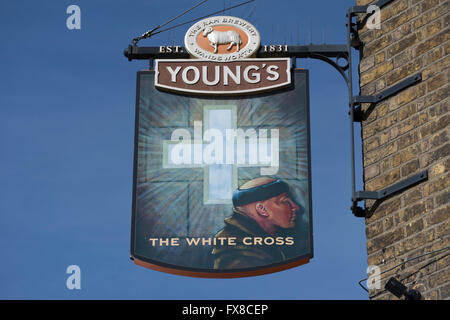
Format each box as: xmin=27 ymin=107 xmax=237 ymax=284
xmin=389 ymin=0 xmax=408 ymax=17
xmin=398 ymin=115 xmax=419 ymax=135
xmin=413 ymin=7 xmax=441 ymax=29
xmin=365 ymin=164 xmax=380 ymax=180
xmin=421 ymin=0 xmax=440 ymax=12
xmin=377 ymin=104 xmax=388 ymax=118
xmin=376 ymin=52 xmax=386 ymax=64
xmin=397 ymin=83 xmax=426 ymax=106
xmin=380 ymin=132 xmax=390 ymax=145
xmin=398 ymin=131 xmax=419 ymax=150
xmin=366 ymin=168 xmax=401 ymax=191
xmin=386 ymin=59 xmax=422 ymax=86
xmin=360 ymin=56 xmax=375 ymax=73
xmin=364 ymin=35 xmax=391 ymax=57
xmin=361 ymin=61 xmax=393 ymax=86
xmin=390 ymin=126 xmax=399 ymax=140
xmin=356 ymin=0 xmax=373 ymax=5
xmin=392 ymin=145 xmax=420 ymax=167
xmin=430 ymin=162 xmax=446 ymax=177
xmin=381 ymin=159 xmax=391 ymax=172
xmin=398 ymin=104 xmax=418 ymax=121
xmin=422 ymin=57 xmax=450 ymax=80
xmin=424 ymin=174 xmax=450 ymax=196
xmin=388 ymin=33 xmax=421 ymax=58
xmin=425 ymin=86 xmax=448 ymax=107
xmin=422 ymin=20 xmax=441 ymax=39
xmin=427 ymin=73 xmax=447 ymax=93
xmin=424 ymin=46 xmax=443 ymax=65
xmin=365 ymin=137 xmax=380 ymax=153
xmin=416 ymin=30 xmax=450 ymax=57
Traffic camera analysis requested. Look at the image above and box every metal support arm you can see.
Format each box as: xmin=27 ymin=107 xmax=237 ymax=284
xmin=123 ymin=44 xmax=351 ymax=83
xmin=124 ymin=44 xmax=349 ymax=61
xmin=347 ymin=0 xmax=427 ymax=217
xmin=354 ymin=171 xmax=428 ymax=201
xmin=353 ymin=73 xmax=422 ymax=105
xmin=352 ymin=73 xmax=422 ymax=122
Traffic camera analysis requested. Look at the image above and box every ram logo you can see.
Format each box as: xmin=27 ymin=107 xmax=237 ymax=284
xmin=185 ymin=16 xmax=260 ymax=62
xmin=203 ymin=26 xmax=242 ymax=53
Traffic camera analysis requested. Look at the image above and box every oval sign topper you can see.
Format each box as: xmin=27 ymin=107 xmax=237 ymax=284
xmin=184 ymin=16 xmax=261 ymax=62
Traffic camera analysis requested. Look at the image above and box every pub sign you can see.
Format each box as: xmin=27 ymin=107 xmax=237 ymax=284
xmin=130 ymin=16 xmax=313 ymax=277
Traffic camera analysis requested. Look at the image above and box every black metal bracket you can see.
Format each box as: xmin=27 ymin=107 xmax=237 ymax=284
xmin=354 ymin=171 xmax=428 ymax=202
xmin=353 ymin=73 xmax=422 ymax=122
xmin=353 ymin=73 xmax=422 ymax=105
xmin=123 ymin=44 xmax=351 ymax=82
xmin=352 ymin=171 xmax=429 ymax=218
xmin=123 ymin=43 xmax=352 ymax=88
xmin=123 ymin=0 xmax=427 ymax=219
xmin=347 ymin=0 xmax=427 ymax=217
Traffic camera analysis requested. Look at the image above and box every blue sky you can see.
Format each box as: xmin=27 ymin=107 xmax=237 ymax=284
xmin=0 ymin=0 xmax=369 ymax=299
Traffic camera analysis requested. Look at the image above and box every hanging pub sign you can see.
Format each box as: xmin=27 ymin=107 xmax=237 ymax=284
xmin=130 ymin=15 xmax=313 ymax=277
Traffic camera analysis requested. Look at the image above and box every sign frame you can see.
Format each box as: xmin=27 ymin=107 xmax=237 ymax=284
xmin=130 ymin=68 xmax=314 ymax=278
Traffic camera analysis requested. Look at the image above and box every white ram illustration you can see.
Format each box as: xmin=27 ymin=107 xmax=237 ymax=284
xmin=203 ymin=26 xmax=242 ymax=53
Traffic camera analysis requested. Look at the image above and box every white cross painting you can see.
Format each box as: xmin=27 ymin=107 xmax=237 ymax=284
xmin=163 ymin=105 xmax=280 ymax=204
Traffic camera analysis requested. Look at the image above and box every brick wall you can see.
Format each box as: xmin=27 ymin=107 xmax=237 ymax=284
xmin=357 ymin=0 xmax=449 ymax=299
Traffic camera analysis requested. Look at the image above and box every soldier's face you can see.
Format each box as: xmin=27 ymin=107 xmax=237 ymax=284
xmin=264 ymin=193 xmax=299 ymax=228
